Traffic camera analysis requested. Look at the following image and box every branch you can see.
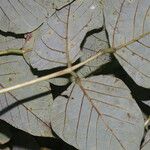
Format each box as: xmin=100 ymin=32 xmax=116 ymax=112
xmin=0 ymin=47 xmax=113 ymax=94
xmin=0 ymin=49 xmax=23 ymax=56
xmin=0 ymin=32 xmax=149 ymax=94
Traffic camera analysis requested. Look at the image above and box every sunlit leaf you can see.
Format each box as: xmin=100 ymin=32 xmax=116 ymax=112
xmin=23 ymin=0 xmax=103 ymax=70
xmin=0 ymin=55 xmax=53 ymax=137
xmin=51 ymin=75 xmax=144 ymax=150
xmin=104 ymin=0 xmax=150 ymax=88
xmin=0 ymin=0 xmax=73 ymax=33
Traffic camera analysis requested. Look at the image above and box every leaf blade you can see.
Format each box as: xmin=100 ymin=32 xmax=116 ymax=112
xmin=0 ymin=0 xmax=73 ymax=33
xmin=23 ymin=0 xmax=104 ymax=70
xmin=104 ymin=0 xmax=150 ymax=88
xmin=51 ymin=75 xmax=144 ymax=150
xmin=0 ymin=55 xmax=53 ymax=137
xmin=141 ymin=130 xmax=150 ymax=150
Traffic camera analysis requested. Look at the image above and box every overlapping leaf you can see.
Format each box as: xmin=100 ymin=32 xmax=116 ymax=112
xmin=141 ymin=130 xmax=150 ymax=150
xmin=104 ymin=0 xmax=150 ymax=88
xmin=0 ymin=34 xmax=24 ymax=51
xmin=0 ymin=0 xmax=148 ymax=149
xmin=0 ymin=0 xmax=73 ymax=33
xmin=0 ymin=55 xmax=53 ymax=137
xmin=142 ymin=100 xmax=150 ymax=107
xmin=76 ymin=29 xmax=110 ymax=78
xmin=51 ymin=28 xmax=110 ymax=85
xmin=51 ymin=75 xmax=144 ymax=150
xmin=23 ymin=0 xmax=103 ymax=70
xmin=0 ymin=132 xmax=10 ymax=145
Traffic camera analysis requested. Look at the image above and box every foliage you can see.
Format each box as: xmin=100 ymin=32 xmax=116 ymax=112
xmin=0 ymin=0 xmax=150 ymax=149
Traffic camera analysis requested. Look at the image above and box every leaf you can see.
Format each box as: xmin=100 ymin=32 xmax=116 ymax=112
xmin=51 ymin=28 xmax=110 ymax=86
xmin=23 ymin=0 xmax=103 ymax=70
xmin=0 ymin=0 xmax=73 ymax=33
xmin=104 ymin=0 xmax=150 ymax=88
xmin=49 ymin=77 xmax=70 ymax=86
xmin=0 ymin=131 xmax=10 ymax=145
xmin=142 ymin=100 xmax=150 ymax=107
xmin=0 ymin=34 xmax=24 ymax=51
xmin=0 ymin=55 xmax=53 ymax=137
xmin=141 ymin=130 xmax=150 ymax=150
xmin=0 ymin=121 xmax=12 ymax=145
xmin=51 ymin=75 xmax=144 ymax=150
xmin=76 ymin=28 xmax=110 ymax=78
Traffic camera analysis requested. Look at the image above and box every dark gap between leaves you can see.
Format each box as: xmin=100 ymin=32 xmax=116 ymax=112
xmin=11 ymin=126 xmax=77 ymax=150
xmin=0 ymin=120 xmax=77 ymax=150
xmin=30 ymin=59 xmax=81 ymax=100
xmin=93 ymin=55 xmax=150 ymax=115
xmin=30 ymin=58 xmax=80 ymax=78
xmin=97 ymin=55 xmax=150 ymax=100
xmin=0 ymin=30 xmax=24 ymax=39
xmin=36 ymin=135 xmax=77 ymax=150
xmin=50 ymin=83 xmax=71 ymax=99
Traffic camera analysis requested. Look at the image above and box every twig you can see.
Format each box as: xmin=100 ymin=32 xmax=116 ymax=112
xmin=0 ymin=47 xmax=113 ymax=94
xmin=0 ymin=32 xmax=149 ymax=94
xmin=0 ymin=49 xmax=23 ymax=55
xmin=144 ymin=116 xmax=150 ymax=130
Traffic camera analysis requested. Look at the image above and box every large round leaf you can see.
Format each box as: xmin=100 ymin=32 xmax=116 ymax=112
xmin=51 ymin=75 xmax=144 ymax=150
xmin=104 ymin=0 xmax=150 ymax=88
xmin=23 ymin=0 xmax=103 ymax=70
